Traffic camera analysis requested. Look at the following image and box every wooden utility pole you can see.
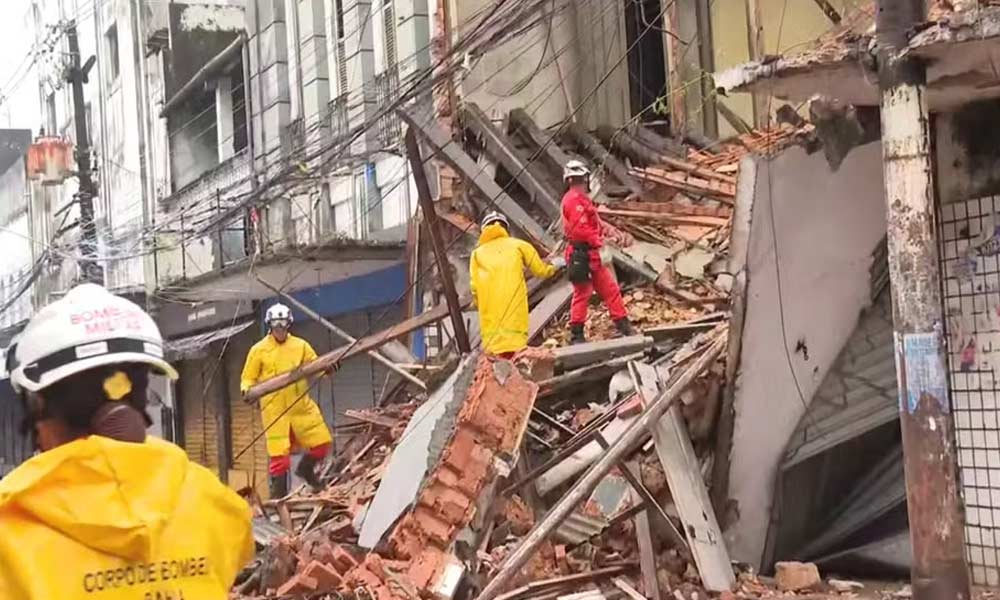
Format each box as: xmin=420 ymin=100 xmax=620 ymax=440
xmin=66 ymin=20 xmax=103 ymax=285
xmin=876 ymin=1 xmax=970 ymax=598
xmin=404 ymin=127 xmax=471 ymax=354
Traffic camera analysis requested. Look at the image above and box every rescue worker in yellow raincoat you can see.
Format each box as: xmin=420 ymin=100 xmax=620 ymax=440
xmin=470 ymin=211 xmax=564 ymax=357
xmin=0 ymin=283 xmax=253 ymax=600
xmin=241 ymin=303 xmax=333 ymax=498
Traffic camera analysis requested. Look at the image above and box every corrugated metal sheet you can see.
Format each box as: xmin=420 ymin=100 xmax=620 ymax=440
xmin=783 ymin=289 xmax=897 ymax=468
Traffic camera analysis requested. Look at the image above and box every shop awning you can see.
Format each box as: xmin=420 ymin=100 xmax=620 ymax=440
xmin=165 ymin=320 xmax=255 ymax=360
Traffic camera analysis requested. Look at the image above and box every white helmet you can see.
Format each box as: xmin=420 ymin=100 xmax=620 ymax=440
xmin=481 ymin=210 xmax=509 ymax=229
xmin=563 ymin=159 xmax=591 ymax=181
xmin=11 ymin=284 xmax=177 ymax=393
xmin=265 ymin=303 xmax=293 ymax=327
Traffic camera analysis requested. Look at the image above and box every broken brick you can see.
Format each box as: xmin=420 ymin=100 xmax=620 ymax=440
xmin=331 ymin=545 xmax=359 ymax=574
xmin=302 ymin=560 xmax=343 ymax=591
xmin=276 ymin=572 xmax=319 ymax=595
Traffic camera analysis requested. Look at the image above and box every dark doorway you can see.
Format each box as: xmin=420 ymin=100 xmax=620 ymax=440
xmin=624 ymin=0 xmax=668 ymax=122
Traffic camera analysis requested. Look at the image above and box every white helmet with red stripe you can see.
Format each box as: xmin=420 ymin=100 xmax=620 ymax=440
xmin=10 ymin=284 xmax=178 ymax=393
xmin=563 ymin=159 xmax=591 ymax=181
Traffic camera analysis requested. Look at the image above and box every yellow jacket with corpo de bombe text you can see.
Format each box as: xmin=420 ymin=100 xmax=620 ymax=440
xmin=0 ymin=434 xmax=254 ymax=599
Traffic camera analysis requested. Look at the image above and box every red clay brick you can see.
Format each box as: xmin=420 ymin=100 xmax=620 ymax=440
xmin=302 ymin=560 xmax=343 ymax=591
xmin=331 ymin=545 xmax=359 ymax=573
xmin=276 ymin=572 xmax=318 ymax=595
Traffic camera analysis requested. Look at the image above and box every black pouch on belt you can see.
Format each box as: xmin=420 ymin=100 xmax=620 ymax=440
xmin=568 ymin=242 xmax=592 ymax=283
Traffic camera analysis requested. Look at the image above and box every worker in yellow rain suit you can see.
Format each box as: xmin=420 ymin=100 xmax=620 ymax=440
xmin=0 ymin=283 xmax=253 ymax=600
xmin=470 ymin=211 xmax=564 ymax=357
xmin=241 ymin=303 xmax=333 ymax=498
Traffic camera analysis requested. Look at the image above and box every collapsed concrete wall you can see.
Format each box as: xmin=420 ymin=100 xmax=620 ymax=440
xmin=724 ymin=141 xmax=887 ymax=569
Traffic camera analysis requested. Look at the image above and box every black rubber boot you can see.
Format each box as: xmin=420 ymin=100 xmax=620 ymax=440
xmin=295 ymin=454 xmax=324 ymax=491
xmin=570 ymin=324 xmax=587 ymax=345
xmin=269 ymin=473 xmax=289 ymax=500
xmin=614 ymin=318 xmax=636 ymax=337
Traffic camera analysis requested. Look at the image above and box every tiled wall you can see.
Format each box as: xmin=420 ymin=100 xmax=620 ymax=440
xmin=940 ymin=196 xmax=1000 ymax=586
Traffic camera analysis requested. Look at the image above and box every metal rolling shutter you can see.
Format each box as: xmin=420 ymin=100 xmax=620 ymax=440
xmin=227 ymin=327 xmax=269 ymax=497
xmin=782 ymin=288 xmax=897 ymax=469
xmin=179 ymin=357 xmax=220 ymax=475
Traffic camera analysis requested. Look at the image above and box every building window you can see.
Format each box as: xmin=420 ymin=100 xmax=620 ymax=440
xmin=382 ymin=0 xmax=397 ymax=68
xmin=105 ymin=23 xmax=120 ymax=85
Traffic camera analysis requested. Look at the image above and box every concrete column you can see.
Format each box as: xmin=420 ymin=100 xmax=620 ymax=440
xmin=298 ymin=0 xmax=331 ymax=138
xmin=248 ymin=0 xmax=291 ymax=175
xmin=395 ymin=0 xmax=430 ymax=81
xmin=216 ymin=76 xmax=236 ymax=161
xmin=343 ymin=0 xmax=377 ymax=156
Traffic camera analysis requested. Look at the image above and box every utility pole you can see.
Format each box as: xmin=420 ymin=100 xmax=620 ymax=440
xmin=876 ymin=2 xmax=970 ymax=599
xmin=404 ymin=127 xmax=471 ymax=354
xmin=66 ymin=20 xmax=103 ymax=285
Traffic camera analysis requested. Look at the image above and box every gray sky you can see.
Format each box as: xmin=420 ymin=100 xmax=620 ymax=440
xmin=0 ymin=0 xmax=42 ymax=133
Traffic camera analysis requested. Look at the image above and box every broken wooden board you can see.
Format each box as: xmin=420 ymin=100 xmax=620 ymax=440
xmin=399 ymin=105 xmax=556 ymax=250
xmin=552 ymin=335 xmax=654 ymax=370
xmin=631 ymin=362 xmax=735 ymax=592
xmin=528 ymin=280 xmax=574 ymax=342
xmin=632 ymin=167 xmax=736 ymax=201
xmin=598 ymin=207 xmax=730 ymax=228
xmin=463 ymin=103 xmax=562 ymax=218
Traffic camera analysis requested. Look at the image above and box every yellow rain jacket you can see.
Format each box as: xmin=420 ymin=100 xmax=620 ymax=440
xmin=470 ymin=223 xmax=557 ymax=355
xmin=241 ymin=333 xmax=332 ymax=457
xmin=0 ymin=435 xmax=253 ymax=599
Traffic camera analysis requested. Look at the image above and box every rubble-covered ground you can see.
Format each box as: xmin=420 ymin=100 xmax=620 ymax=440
xmin=232 ymin=110 xmax=935 ymax=600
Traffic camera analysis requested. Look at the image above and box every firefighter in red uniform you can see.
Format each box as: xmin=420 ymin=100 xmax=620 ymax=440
xmin=561 ymin=160 xmax=635 ymax=344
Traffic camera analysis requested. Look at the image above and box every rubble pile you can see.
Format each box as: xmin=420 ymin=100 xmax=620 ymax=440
xmin=234 ymin=108 xmax=815 ymax=600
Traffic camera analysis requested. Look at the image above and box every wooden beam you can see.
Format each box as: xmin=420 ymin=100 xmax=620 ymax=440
xmin=664 ymin=0 xmax=686 ymax=135
xmin=812 ymin=0 xmax=841 ymax=24
xmin=598 ymin=207 xmax=729 ymax=227
xmin=695 ymin=0 xmax=719 ymax=138
xmin=244 ymin=300 xmax=466 ymax=401
xmin=563 ymin=122 xmax=644 ymax=198
xmin=405 ymin=127 xmax=471 ymax=354
xmin=632 ymin=362 xmax=735 ymax=592
xmin=399 ymin=105 xmax=555 ymax=250
xmin=462 ymin=103 xmax=562 ymax=218
xmin=508 ymin=108 xmax=574 ymax=172
xmin=629 ymin=476 xmax=663 ymax=600
xmin=528 ymin=281 xmax=574 ymax=343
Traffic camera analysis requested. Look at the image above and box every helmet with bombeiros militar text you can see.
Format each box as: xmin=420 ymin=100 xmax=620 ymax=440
xmin=10 ymin=284 xmax=178 ymax=393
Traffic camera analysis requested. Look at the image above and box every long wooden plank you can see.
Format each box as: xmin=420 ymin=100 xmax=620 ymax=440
xmin=463 ymin=103 xmax=562 ymax=218
xmin=632 ymin=362 xmax=735 ymax=592
xmin=598 ymin=207 xmax=729 ymax=227
xmin=244 ymin=300 xmax=465 ymax=401
xmin=399 ymin=105 xmax=555 ymax=250
xmin=509 ymin=108 xmax=575 ymax=172
xmin=528 ymin=280 xmax=574 ymax=342
xmin=564 ymin=122 xmax=644 ymax=198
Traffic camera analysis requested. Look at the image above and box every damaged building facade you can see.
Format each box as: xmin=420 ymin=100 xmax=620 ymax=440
xmin=715 ymin=1 xmax=1000 ymax=588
